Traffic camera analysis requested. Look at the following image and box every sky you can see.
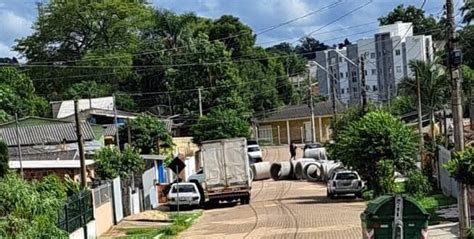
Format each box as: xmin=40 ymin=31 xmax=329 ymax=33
xmin=0 ymin=0 xmax=455 ymax=58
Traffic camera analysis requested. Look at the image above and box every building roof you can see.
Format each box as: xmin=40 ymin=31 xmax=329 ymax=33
xmin=9 ymin=147 xmax=79 ymax=161
xmin=102 ymin=124 xmax=117 ymax=136
xmin=51 ymin=96 xmax=114 ymax=119
xmin=0 ymin=122 xmax=95 ymax=146
xmin=258 ymin=101 xmax=345 ymax=122
xmin=0 ymin=116 xmax=71 ymax=128
xmin=9 ymin=159 xmax=95 ymax=169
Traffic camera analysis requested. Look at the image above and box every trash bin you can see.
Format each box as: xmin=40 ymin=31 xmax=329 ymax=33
xmin=361 ymin=195 xmax=430 ymax=239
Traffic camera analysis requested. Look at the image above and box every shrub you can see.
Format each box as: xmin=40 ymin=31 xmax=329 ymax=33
xmin=362 ymin=189 xmax=375 ymax=201
xmin=444 ymin=146 xmax=474 ymax=185
xmin=406 ymin=170 xmax=432 ymax=198
xmin=373 ymin=160 xmax=396 ymax=196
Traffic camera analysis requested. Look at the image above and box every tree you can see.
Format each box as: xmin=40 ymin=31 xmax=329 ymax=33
xmin=94 ymin=145 xmax=144 ymax=179
xmin=65 ymin=81 xmax=111 ymax=100
xmin=0 ymin=67 xmax=48 ymax=118
xmin=378 ymin=5 xmax=443 ymax=40
xmin=295 ymin=37 xmax=329 ymax=60
xmin=0 ymin=173 xmax=67 ymax=238
xmin=266 ymin=42 xmax=294 ymax=54
xmin=190 ymin=108 xmax=250 ymax=145
xmin=329 ymin=111 xmax=417 ymax=193
xmin=209 ymin=15 xmax=256 ymax=56
xmin=461 ymin=0 xmax=474 ymax=24
xmin=0 ymin=141 xmax=8 ymax=178
xmin=120 ymin=115 xmax=172 ymax=154
xmin=459 ymin=26 xmax=474 ymax=68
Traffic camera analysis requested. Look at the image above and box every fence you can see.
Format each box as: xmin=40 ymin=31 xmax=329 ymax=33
xmin=93 ymin=183 xmax=112 ymax=208
xmin=58 ymin=191 xmax=94 ymax=233
xmin=258 ymin=125 xmax=326 ymax=145
xmin=438 ymin=145 xmax=458 ymax=198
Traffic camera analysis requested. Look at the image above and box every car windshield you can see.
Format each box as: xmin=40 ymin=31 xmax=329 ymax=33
xmin=335 ymin=173 xmax=358 ymax=180
xmin=248 ymin=146 xmax=260 ymax=152
xmin=171 ymin=185 xmax=196 ymax=193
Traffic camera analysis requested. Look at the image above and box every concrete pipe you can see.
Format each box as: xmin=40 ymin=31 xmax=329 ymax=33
xmin=249 ymin=167 xmax=255 ymax=182
xmin=270 ymin=161 xmax=292 ymax=180
xmin=251 ymin=162 xmax=271 ymax=181
xmin=319 ymin=161 xmax=344 ymax=181
xmin=294 ymin=158 xmax=317 ymax=180
xmin=304 ymin=162 xmax=323 ymax=182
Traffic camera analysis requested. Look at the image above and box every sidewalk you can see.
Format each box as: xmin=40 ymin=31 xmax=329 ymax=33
xmin=429 ymin=223 xmax=459 ymax=238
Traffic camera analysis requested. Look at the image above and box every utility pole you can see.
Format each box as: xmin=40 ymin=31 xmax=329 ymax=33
xmin=446 ymin=0 xmax=470 ymax=237
xmin=360 ymin=55 xmax=368 ymax=112
xmin=415 ymin=71 xmax=424 ymax=163
xmin=198 ymin=87 xmax=203 ymax=117
xmin=74 ymin=100 xmax=87 ymax=189
xmin=113 ymin=94 xmax=120 ymax=147
xmin=309 ymin=69 xmax=316 ymax=143
xmin=14 ymin=113 xmax=23 ymax=179
xmin=329 ymin=65 xmax=338 ymax=116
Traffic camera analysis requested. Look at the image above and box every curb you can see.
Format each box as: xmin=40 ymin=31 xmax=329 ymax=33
xmin=428 ymin=222 xmax=458 ymax=230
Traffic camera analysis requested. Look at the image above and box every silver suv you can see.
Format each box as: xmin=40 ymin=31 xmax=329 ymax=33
xmin=327 ymin=170 xmax=364 ymax=199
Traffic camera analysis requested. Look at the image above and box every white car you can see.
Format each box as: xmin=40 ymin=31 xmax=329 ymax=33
xmin=327 ymin=170 xmax=364 ymax=199
xmin=247 ymin=140 xmax=262 ymax=163
xmin=167 ymin=183 xmax=201 ymax=207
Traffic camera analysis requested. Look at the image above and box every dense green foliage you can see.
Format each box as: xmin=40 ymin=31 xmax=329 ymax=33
xmin=190 ymin=108 xmax=250 ymax=144
xmin=405 ymin=170 xmax=432 ymax=198
xmin=398 ymin=60 xmax=448 ymax=113
xmin=444 ymin=146 xmax=474 ymax=185
xmin=0 ymin=141 xmax=8 ymax=178
xmin=94 ymin=145 xmax=144 ymax=179
xmin=0 ymin=67 xmax=48 ymax=119
xmin=0 ymin=173 xmax=67 ymax=238
xmin=12 ymin=1 xmax=311 ymax=121
xmin=329 ymin=111 xmax=417 ymax=192
xmin=461 ymin=0 xmax=474 ymax=24
xmin=120 ymin=115 xmax=173 ymax=154
xmin=378 ymin=5 xmax=444 ymax=40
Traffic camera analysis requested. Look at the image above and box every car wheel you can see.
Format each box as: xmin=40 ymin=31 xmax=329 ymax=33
xmin=355 ymin=192 xmax=362 ymax=198
xmin=330 ymin=193 xmax=336 ymax=199
xmin=326 ymin=190 xmax=331 ymax=198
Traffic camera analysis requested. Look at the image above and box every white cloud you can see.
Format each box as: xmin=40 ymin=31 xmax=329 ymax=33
xmin=0 ymin=9 xmax=33 ymax=42
xmin=0 ymin=42 xmax=14 ymax=57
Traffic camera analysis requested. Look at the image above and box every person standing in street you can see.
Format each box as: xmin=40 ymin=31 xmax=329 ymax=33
xmin=289 ymin=141 xmax=297 ymax=160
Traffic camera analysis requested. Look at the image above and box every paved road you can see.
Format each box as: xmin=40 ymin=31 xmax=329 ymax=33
xmin=180 ymin=146 xmax=365 ymax=238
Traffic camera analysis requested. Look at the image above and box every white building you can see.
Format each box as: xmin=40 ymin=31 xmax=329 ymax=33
xmin=315 ymin=21 xmax=433 ymax=105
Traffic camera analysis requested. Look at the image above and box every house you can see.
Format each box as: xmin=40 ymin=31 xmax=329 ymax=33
xmin=256 ymin=101 xmax=345 ymax=144
xmin=0 ymin=122 xmax=100 ymax=180
xmin=0 ymin=116 xmax=71 ymax=128
xmin=51 ymin=96 xmax=114 ymax=119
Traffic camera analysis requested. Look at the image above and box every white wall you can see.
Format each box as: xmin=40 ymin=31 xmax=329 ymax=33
xmin=69 ymin=220 xmax=96 ymax=239
xmin=357 ymin=38 xmax=379 ymax=101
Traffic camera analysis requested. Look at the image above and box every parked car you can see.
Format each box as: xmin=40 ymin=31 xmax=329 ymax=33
xmin=303 ymin=143 xmax=327 ymax=160
xmin=247 ymin=139 xmax=263 ymax=163
xmin=326 ymin=170 xmax=364 ymax=199
xmin=167 ymin=183 xmax=201 ymax=208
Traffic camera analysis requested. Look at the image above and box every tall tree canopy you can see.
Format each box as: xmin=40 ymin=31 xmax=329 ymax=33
xmin=378 ymin=5 xmax=443 ymax=40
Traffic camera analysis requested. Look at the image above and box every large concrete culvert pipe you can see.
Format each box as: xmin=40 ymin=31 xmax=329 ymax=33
xmin=251 ymin=162 xmax=271 ymax=181
xmin=270 ymin=161 xmax=292 ymax=180
xmin=317 ymin=161 xmax=344 ymax=181
xmin=304 ymin=162 xmax=323 ymax=182
xmin=294 ymin=158 xmax=317 ymax=180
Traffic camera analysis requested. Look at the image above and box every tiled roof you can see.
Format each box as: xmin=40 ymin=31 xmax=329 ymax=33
xmin=0 ymin=122 xmax=95 ymax=146
xmin=258 ymin=101 xmax=345 ymax=122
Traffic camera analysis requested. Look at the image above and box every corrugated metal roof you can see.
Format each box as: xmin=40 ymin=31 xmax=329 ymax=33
xmin=0 ymin=122 xmax=95 ymax=146
xmin=51 ymin=96 xmax=114 ymax=119
xmin=103 ymin=124 xmax=117 ymax=136
xmin=9 ymin=148 xmax=78 ymax=161
xmin=258 ymin=101 xmax=345 ymax=122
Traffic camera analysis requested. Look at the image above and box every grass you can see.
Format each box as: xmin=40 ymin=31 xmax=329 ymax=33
xmin=120 ymin=211 xmax=203 ymax=239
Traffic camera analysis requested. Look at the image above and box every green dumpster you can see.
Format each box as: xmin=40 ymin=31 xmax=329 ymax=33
xmin=361 ymin=195 xmax=430 ymax=239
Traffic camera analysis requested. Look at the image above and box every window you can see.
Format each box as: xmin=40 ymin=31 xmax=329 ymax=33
xmin=330 ymin=58 xmax=336 ymax=64
xmin=378 ymin=51 xmax=382 ymax=57
xmin=340 ymin=73 xmax=344 ymax=78
xmin=336 ymin=173 xmax=358 ymax=180
xmin=341 ymin=88 xmax=345 ymax=94
xmin=172 ymin=185 xmax=196 ymax=193
xmin=345 ymin=72 xmax=349 ymax=78
xmin=372 ymin=85 xmax=377 ymax=91
xmin=396 ymin=66 xmax=402 ymax=73
xmin=395 ymin=49 xmax=401 ymax=56
xmin=339 ymin=57 xmax=343 ymax=62
xmin=371 ymin=69 xmax=376 ymax=75
xmin=353 ymin=87 xmax=358 ymax=92
xmin=352 ymin=77 xmax=357 ymax=83
xmin=364 ymin=70 xmax=368 ymax=76
xmin=370 ymin=52 xmax=376 ymax=59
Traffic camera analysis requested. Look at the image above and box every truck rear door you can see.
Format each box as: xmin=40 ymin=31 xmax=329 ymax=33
xmin=223 ymin=139 xmax=249 ymax=187
xmin=202 ymin=142 xmax=226 ymax=189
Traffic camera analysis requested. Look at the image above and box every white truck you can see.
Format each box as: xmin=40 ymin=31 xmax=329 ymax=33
xmin=189 ymin=138 xmax=252 ymax=205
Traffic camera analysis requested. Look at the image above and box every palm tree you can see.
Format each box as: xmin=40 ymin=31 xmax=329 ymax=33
xmin=461 ymin=0 xmax=474 ymax=24
xmin=398 ymin=59 xmax=448 ymax=161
